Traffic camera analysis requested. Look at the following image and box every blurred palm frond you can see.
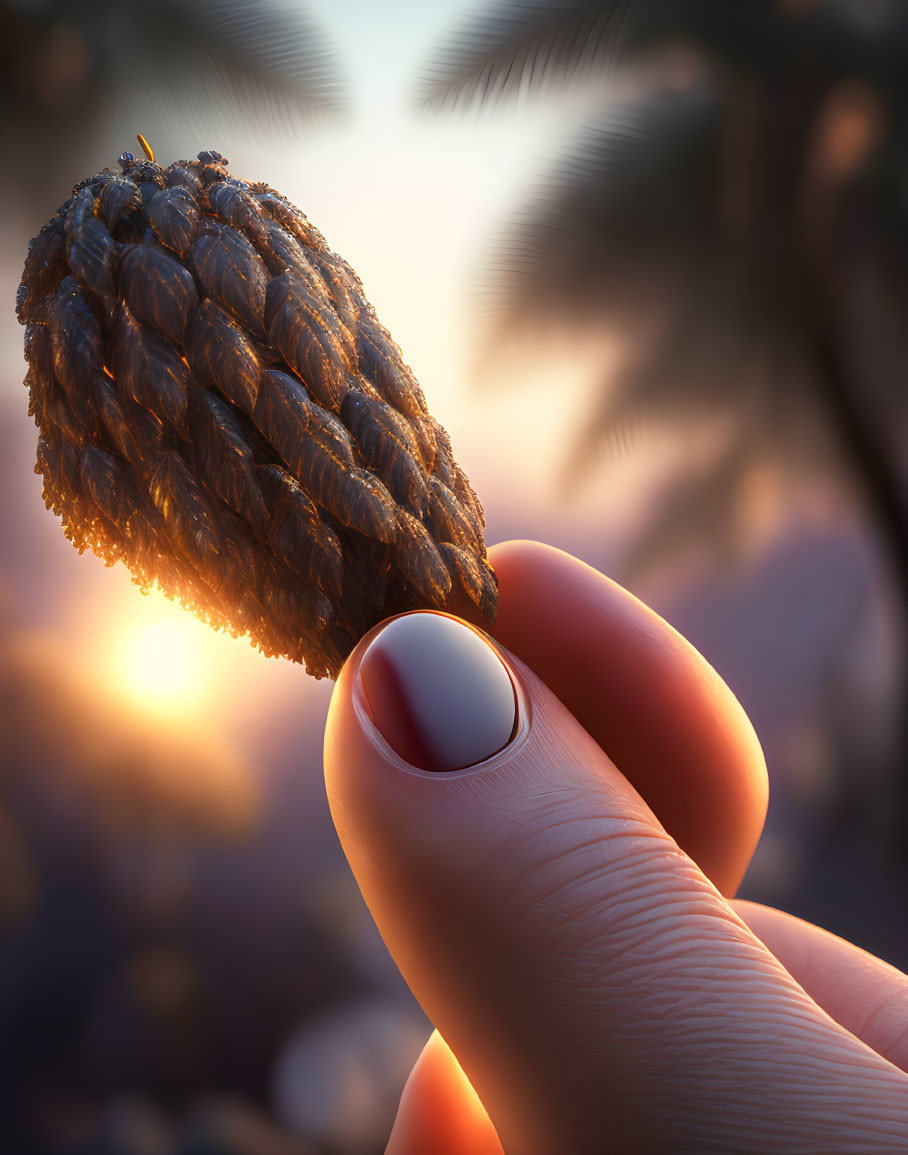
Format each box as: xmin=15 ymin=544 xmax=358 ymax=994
xmin=426 ymin=0 xmax=908 ymax=590
xmin=415 ymin=0 xmax=851 ymax=111
xmin=418 ymin=0 xmax=636 ymax=109
xmin=123 ymin=0 xmax=346 ymax=134
xmin=481 ymin=87 xmax=724 ymax=333
xmin=1 ymin=0 xmax=346 ymax=215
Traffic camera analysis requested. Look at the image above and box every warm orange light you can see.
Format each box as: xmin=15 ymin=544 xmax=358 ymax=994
xmin=104 ymin=590 xmax=216 ymax=719
xmin=388 ymin=1031 xmax=504 ymax=1154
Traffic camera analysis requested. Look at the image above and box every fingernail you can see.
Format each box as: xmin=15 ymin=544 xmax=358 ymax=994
xmin=356 ymin=612 xmax=519 ymax=773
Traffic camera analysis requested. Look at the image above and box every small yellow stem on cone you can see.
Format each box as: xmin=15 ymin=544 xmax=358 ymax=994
xmin=136 ymin=133 xmax=155 ymax=163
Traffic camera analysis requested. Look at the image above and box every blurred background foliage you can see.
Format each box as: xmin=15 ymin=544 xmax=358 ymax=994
xmin=1 ymin=0 xmax=344 ymax=217
xmin=423 ymin=0 xmax=908 ymax=640
xmin=1 ymin=0 xmax=908 ymax=1152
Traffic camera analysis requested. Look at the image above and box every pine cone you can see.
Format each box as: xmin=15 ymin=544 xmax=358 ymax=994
xmin=17 ymin=146 xmax=496 ymax=679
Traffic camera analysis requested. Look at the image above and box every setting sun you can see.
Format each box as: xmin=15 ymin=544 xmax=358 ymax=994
xmin=104 ymin=590 xmax=217 ymax=719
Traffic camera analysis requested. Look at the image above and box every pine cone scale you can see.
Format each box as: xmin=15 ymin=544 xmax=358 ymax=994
xmin=118 ymin=245 xmax=199 ymax=344
xmin=264 ymin=271 xmax=353 ymax=411
xmin=147 ymin=186 xmax=200 ymax=255
xmin=190 ymin=225 xmax=269 ymax=339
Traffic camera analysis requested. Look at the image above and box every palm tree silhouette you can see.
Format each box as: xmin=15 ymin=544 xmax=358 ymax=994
xmin=422 ymin=0 xmax=908 ymax=834
xmin=2 ymin=0 xmax=345 ymax=219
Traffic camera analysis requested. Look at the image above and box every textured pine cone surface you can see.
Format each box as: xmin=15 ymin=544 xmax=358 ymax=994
xmin=17 ymin=147 xmax=496 ymax=679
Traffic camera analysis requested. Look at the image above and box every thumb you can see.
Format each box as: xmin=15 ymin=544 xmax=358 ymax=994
xmin=325 ymin=611 xmax=908 ymax=1155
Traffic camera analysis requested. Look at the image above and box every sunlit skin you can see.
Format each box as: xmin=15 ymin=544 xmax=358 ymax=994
xmin=387 ymin=1032 xmax=504 ymax=1155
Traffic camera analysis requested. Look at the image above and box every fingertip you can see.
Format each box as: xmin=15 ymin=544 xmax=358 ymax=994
xmin=387 ymin=1032 xmax=504 ymax=1155
xmin=324 ymin=610 xmax=526 ymax=850
xmin=487 ymin=539 xmax=768 ymax=895
xmin=734 ymin=899 xmax=908 ymax=1075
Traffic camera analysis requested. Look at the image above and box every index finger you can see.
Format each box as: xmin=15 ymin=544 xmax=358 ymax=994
xmin=488 ymin=540 xmax=767 ymax=895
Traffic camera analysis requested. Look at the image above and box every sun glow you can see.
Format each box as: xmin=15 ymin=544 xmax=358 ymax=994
xmin=70 ymin=563 xmax=322 ymax=745
xmin=103 ymin=590 xmax=218 ymax=719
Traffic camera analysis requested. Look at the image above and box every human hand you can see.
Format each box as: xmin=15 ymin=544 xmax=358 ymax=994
xmin=324 ymin=541 xmax=908 ymax=1154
